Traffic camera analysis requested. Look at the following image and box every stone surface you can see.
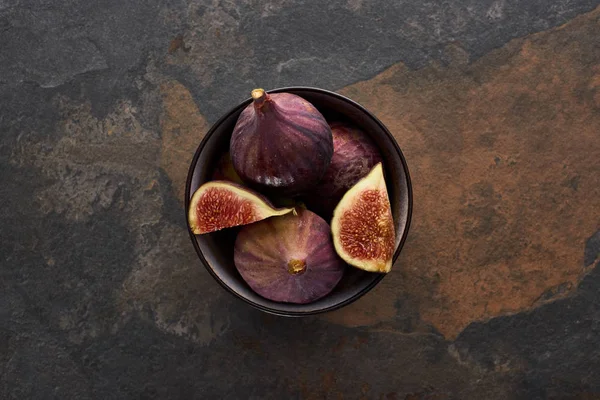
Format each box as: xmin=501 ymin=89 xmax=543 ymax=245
xmin=327 ymin=8 xmax=600 ymax=338
xmin=1 ymin=1 xmax=600 ymax=399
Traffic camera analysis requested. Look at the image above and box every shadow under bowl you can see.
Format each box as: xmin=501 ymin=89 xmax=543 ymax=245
xmin=185 ymin=87 xmax=413 ymax=316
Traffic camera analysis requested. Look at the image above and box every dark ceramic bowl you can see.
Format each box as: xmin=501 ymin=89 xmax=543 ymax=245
xmin=185 ymin=87 xmax=412 ymax=316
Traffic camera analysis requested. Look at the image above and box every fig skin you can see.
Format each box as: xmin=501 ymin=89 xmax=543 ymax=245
xmin=188 ymin=180 xmax=294 ymax=235
xmin=230 ymin=88 xmax=333 ymax=197
xmin=331 ymin=163 xmax=395 ymax=273
xmin=234 ymin=208 xmax=346 ymax=304
xmin=211 ymin=152 xmax=244 ymax=185
xmin=304 ymin=121 xmax=382 ymax=220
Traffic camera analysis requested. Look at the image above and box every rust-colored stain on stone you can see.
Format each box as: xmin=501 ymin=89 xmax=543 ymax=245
xmin=168 ymin=34 xmax=191 ymax=54
xmin=403 ymin=391 xmax=447 ymax=400
xmin=327 ymin=7 xmax=600 ymax=338
xmin=233 ymin=334 xmax=262 ymax=352
xmin=159 ymin=80 xmax=209 ymax=202
xmin=296 ymin=370 xmax=344 ymax=400
xmin=323 ymin=284 xmax=400 ymax=329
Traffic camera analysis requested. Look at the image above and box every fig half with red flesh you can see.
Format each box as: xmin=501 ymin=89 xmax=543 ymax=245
xmin=331 ymin=163 xmax=395 ymax=273
xmin=304 ymin=121 xmax=382 ymax=220
xmin=188 ymin=181 xmax=294 ymax=235
xmin=234 ymin=209 xmax=346 ymax=304
xmin=229 ymin=88 xmax=333 ymax=196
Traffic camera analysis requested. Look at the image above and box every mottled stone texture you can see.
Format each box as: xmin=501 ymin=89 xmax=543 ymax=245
xmin=1 ymin=0 xmax=600 ymax=399
xmin=330 ymin=8 xmax=600 ymax=339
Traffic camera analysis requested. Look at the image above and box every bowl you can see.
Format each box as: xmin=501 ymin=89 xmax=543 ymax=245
xmin=185 ymin=87 xmax=412 ymax=316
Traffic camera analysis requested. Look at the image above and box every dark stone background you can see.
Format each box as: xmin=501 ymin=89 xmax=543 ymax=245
xmin=2 ymin=1 xmax=600 ymax=399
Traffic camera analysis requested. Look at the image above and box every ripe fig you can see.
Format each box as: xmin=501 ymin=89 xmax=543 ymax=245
xmin=211 ymin=152 xmax=244 ymax=184
xmin=230 ymin=88 xmax=333 ymax=196
xmin=234 ymin=209 xmax=346 ymax=304
xmin=331 ymin=163 xmax=395 ymax=273
xmin=304 ymin=121 xmax=382 ymax=220
xmin=188 ymin=181 xmax=294 ymax=235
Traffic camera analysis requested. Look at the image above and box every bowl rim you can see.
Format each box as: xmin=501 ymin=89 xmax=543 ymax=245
xmin=184 ymin=86 xmax=413 ymax=316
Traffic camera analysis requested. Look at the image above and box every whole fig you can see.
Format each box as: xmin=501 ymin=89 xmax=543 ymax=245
xmin=234 ymin=209 xmax=346 ymax=304
xmin=230 ymin=89 xmax=333 ymax=196
xmin=304 ymin=121 xmax=382 ymax=220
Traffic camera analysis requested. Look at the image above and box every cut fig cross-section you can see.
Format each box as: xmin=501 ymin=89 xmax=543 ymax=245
xmin=331 ymin=162 xmax=396 ymax=273
xmin=188 ymin=181 xmax=294 ymax=235
xmin=234 ymin=209 xmax=346 ymax=304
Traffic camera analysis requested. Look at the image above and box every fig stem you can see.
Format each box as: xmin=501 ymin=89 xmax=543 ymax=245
xmin=251 ymin=88 xmax=268 ymax=110
xmin=287 ymin=259 xmax=306 ymax=275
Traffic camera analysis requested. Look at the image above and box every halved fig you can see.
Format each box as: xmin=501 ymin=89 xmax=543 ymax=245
xmin=331 ymin=163 xmax=395 ymax=273
xmin=188 ymin=181 xmax=293 ymax=234
xmin=234 ymin=209 xmax=346 ymax=304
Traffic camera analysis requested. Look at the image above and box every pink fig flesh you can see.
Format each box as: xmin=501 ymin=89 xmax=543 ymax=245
xmin=234 ymin=209 xmax=346 ymax=304
xmin=188 ymin=181 xmax=293 ymax=234
xmin=331 ymin=163 xmax=395 ymax=273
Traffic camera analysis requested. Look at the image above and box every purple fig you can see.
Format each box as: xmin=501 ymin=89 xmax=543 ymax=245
xmin=211 ymin=152 xmax=244 ymax=184
xmin=229 ymin=89 xmax=333 ymax=196
xmin=304 ymin=121 xmax=382 ymax=220
xmin=234 ymin=209 xmax=346 ymax=304
xmin=188 ymin=181 xmax=294 ymax=234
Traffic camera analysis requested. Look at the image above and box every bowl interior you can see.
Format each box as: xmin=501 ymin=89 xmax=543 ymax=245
xmin=186 ymin=87 xmax=412 ymax=315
